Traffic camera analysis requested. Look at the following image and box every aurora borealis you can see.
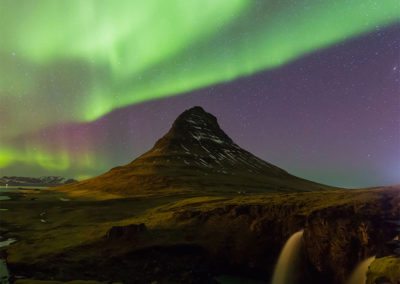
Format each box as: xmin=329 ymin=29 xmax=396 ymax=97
xmin=1 ymin=1 xmax=399 ymax=187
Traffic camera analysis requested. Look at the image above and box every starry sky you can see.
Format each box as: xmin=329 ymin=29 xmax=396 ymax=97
xmin=0 ymin=0 xmax=399 ymax=188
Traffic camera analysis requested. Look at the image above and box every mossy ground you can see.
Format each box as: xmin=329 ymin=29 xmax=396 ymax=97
xmin=1 ymin=186 xmax=398 ymax=282
xmin=368 ymin=256 xmax=400 ymax=284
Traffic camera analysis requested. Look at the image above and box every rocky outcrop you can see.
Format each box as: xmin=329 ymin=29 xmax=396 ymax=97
xmin=106 ymin=223 xmax=147 ymax=240
xmin=304 ymin=206 xmax=399 ymax=283
xmin=170 ymin=189 xmax=400 ymax=283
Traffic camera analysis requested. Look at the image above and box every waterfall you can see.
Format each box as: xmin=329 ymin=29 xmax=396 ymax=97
xmin=0 ymin=259 xmax=10 ymax=284
xmin=346 ymin=256 xmax=376 ymax=284
xmin=271 ymin=230 xmax=304 ymax=284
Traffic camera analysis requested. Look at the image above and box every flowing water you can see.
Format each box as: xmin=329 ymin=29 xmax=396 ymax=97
xmin=346 ymin=256 xmax=376 ymax=284
xmin=0 ymin=236 xmax=14 ymax=284
xmin=271 ymin=230 xmax=304 ymax=284
xmin=0 ymin=259 xmax=9 ymax=284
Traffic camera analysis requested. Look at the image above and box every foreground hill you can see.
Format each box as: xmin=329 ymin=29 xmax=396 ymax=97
xmin=57 ymin=106 xmax=335 ymax=197
xmin=2 ymin=185 xmax=399 ymax=284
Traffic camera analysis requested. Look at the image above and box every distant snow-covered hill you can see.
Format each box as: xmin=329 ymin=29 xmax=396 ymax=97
xmin=0 ymin=176 xmax=77 ymax=187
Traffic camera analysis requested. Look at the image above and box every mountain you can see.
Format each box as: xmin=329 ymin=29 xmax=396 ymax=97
xmin=58 ymin=106 xmax=334 ymax=195
xmin=0 ymin=176 xmax=77 ymax=187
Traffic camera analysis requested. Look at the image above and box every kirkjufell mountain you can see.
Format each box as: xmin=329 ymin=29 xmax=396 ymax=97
xmin=4 ymin=110 xmax=399 ymax=284
xmin=59 ymin=107 xmax=334 ymax=195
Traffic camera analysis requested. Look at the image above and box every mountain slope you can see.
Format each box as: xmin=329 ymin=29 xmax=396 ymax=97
xmin=58 ymin=107 xmax=335 ymax=196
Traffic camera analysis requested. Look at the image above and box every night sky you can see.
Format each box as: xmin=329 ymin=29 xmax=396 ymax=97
xmin=1 ymin=1 xmax=399 ymax=188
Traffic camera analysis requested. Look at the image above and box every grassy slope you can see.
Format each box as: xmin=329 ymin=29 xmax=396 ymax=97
xmin=1 ymin=187 xmax=392 ymax=260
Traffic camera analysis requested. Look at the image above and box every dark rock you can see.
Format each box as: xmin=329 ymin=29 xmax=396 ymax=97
xmin=106 ymin=223 xmax=147 ymax=240
xmin=304 ymin=204 xmax=399 ymax=284
xmin=374 ymin=276 xmax=392 ymax=284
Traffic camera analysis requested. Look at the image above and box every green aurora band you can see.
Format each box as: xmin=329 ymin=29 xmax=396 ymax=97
xmin=0 ymin=0 xmax=399 ymax=173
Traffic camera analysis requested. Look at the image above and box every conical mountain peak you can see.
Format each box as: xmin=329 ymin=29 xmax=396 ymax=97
xmin=142 ymin=106 xmax=288 ymax=177
xmin=153 ymin=106 xmax=233 ymax=150
xmin=60 ymin=106 xmax=332 ymax=195
xmin=172 ymin=106 xmax=218 ymax=129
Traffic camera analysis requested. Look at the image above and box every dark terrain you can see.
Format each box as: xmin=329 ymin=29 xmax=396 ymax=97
xmin=1 ymin=107 xmax=399 ymax=283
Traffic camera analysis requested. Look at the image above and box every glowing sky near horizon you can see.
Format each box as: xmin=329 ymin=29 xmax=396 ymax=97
xmin=0 ymin=0 xmax=399 ymax=187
